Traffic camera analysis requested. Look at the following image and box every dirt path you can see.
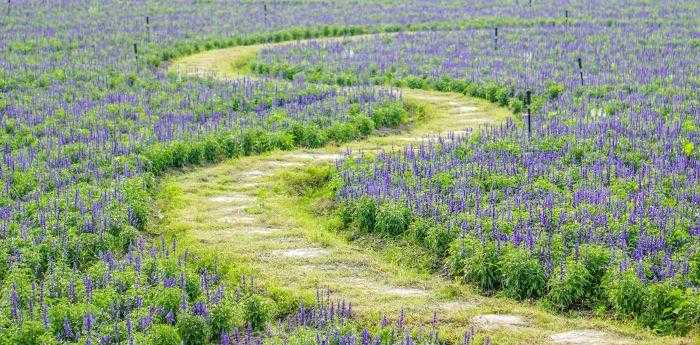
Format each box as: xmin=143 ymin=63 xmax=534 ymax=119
xmin=157 ymin=38 xmax=678 ymax=344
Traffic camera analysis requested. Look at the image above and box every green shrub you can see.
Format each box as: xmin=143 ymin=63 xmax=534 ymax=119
xmin=425 ymin=223 xmax=456 ymax=260
xmin=210 ymin=302 xmax=235 ymax=342
xmin=579 ymin=245 xmax=611 ymax=304
xmin=154 ymin=287 xmax=182 ymax=316
xmin=350 ymin=113 xmax=375 ymax=136
xmin=690 ymin=250 xmax=700 ymax=286
xmin=242 ymin=294 xmax=270 ymax=331
xmin=326 ymin=122 xmax=357 ymax=144
xmin=177 ymin=314 xmax=211 ymax=345
xmin=605 ymin=270 xmax=646 ymax=318
xmin=500 ymin=246 xmax=546 ymax=300
xmin=546 ymin=260 xmax=592 ymax=311
xmin=351 ymin=197 xmax=377 ymax=232
xmin=123 ymin=177 xmax=152 ymax=229
xmin=372 ymin=102 xmax=406 ymax=128
xmin=545 ymin=81 xmax=565 ymax=99
xmin=640 ymin=282 xmax=695 ymax=335
xmin=446 ymin=236 xmax=480 ymax=277
xmin=10 ymin=320 xmax=48 ymax=345
xmin=464 ymin=242 xmax=502 ymax=293
xmin=406 ymin=218 xmax=433 ymax=245
xmin=373 ymin=202 xmax=412 ymax=236
xmin=148 ymin=324 xmax=182 ymax=345
xmin=289 ymin=122 xmax=326 ymax=148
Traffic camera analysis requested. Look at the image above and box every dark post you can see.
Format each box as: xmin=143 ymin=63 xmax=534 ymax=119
xmin=526 ymin=90 xmax=532 ymax=138
xmin=145 ymin=16 xmax=150 ymax=41
xmin=133 ymin=43 xmax=138 ymax=61
xmin=529 ymin=0 xmax=532 ymax=7
xmin=494 ymin=27 xmax=498 ymax=50
xmin=577 ymin=57 xmax=584 ymax=86
xmin=6 ymin=0 xmax=10 ymax=16
xmin=263 ymin=2 xmax=268 ymax=27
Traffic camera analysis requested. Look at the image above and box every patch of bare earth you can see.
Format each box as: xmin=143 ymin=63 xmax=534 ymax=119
xmin=550 ymin=330 xmax=633 ymax=345
xmin=471 ymin=314 xmax=528 ymax=330
xmin=209 ymin=194 xmax=254 ymax=203
xmin=272 ymin=247 xmax=329 ymax=258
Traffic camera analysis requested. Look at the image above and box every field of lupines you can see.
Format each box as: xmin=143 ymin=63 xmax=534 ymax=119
xmin=248 ymin=8 xmax=700 ymax=336
xmin=1 ymin=0 xmax=700 ymax=343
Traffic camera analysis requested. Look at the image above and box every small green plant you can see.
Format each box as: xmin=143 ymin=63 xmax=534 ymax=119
xmin=371 ymin=101 xmax=406 ymax=127
xmin=605 ymin=269 xmax=646 ymax=318
xmin=464 ymin=242 xmax=502 ymax=293
xmin=500 ymin=246 xmax=546 ymax=300
xmin=242 ymin=294 xmax=270 ymax=331
xmin=373 ymin=201 xmax=412 ymax=236
xmin=546 ymin=260 xmax=592 ymax=311
xmin=176 ymin=313 xmax=211 ymax=345
xmin=350 ymin=197 xmax=377 ymax=232
xmin=148 ymin=324 xmax=182 ymax=345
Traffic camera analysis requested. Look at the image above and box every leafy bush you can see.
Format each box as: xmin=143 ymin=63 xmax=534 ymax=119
xmin=463 ymin=242 xmax=502 ymax=293
xmin=545 ymin=81 xmax=565 ymax=99
xmin=605 ymin=270 xmax=646 ymax=318
xmin=500 ymin=246 xmax=546 ymax=300
xmin=148 ymin=324 xmax=182 ymax=345
xmin=374 ymin=201 xmax=412 ymax=236
xmin=546 ymin=260 xmax=592 ymax=311
xmin=177 ymin=313 xmax=211 ymax=345
xmin=446 ymin=236 xmax=481 ymax=277
xmin=371 ymin=102 xmax=406 ymax=128
xmin=579 ymin=245 xmax=611 ymax=304
xmin=350 ymin=113 xmax=375 ymax=136
xmin=242 ymin=294 xmax=270 ymax=331
xmin=425 ymin=223 xmax=456 ymax=260
xmin=349 ymin=197 xmax=377 ymax=233
xmin=210 ymin=302 xmax=236 ymax=342
xmin=640 ymin=282 xmax=696 ymax=335
xmin=9 ymin=320 xmax=50 ymax=345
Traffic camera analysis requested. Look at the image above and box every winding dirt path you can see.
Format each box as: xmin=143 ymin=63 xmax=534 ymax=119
xmin=157 ymin=37 xmax=676 ymax=344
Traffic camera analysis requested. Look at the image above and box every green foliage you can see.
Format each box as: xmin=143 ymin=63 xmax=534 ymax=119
xmin=371 ymin=101 xmax=406 ymax=128
xmin=463 ymin=242 xmax=502 ymax=293
xmin=424 ymin=223 xmax=455 ymax=261
xmin=289 ymin=122 xmax=326 ymax=148
xmin=349 ymin=197 xmax=377 ymax=233
xmin=210 ymin=302 xmax=235 ymax=342
xmin=605 ymin=270 xmax=646 ymax=318
xmin=351 ymin=113 xmax=375 ymax=136
xmin=545 ymin=81 xmax=565 ymax=99
xmin=579 ymin=245 xmax=611 ymax=303
xmin=373 ymin=201 xmax=412 ymax=236
xmin=242 ymin=294 xmax=270 ymax=331
xmin=546 ymin=260 xmax=592 ymax=311
xmin=177 ymin=314 xmax=211 ymax=345
xmin=640 ymin=282 xmax=696 ymax=335
xmin=154 ymin=287 xmax=182 ymax=315
xmin=500 ymin=246 xmax=546 ymax=300
xmin=148 ymin=324 xmax=182 ymax=345
xmin=691 ymin=250 xmax=700 ymax=286
xmin=446 ymin=236 xmax=480 ymax=277
xmin=9 ymin=320 xmax=49 ymax=345
xmin=123 ymin=176 xmax=151 ymax=230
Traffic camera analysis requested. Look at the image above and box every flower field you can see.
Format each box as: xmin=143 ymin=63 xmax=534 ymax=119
xmin=251 ymin=5 xmax=700 ymax=337
xmin=0 ymin=0 xmax=698 ymax=344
